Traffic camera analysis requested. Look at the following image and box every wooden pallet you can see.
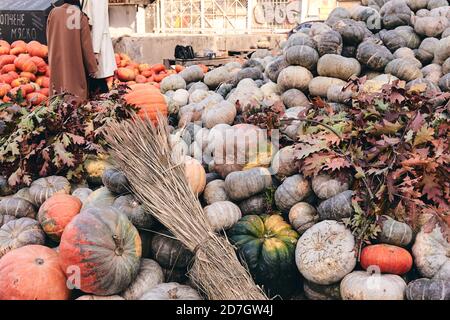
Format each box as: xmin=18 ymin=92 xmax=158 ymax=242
xmin=163 ymin=50 xmax=255 ymax=69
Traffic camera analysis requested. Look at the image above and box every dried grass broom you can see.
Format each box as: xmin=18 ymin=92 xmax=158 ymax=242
xmin=104 ymin=115 xmax=268 ymax=300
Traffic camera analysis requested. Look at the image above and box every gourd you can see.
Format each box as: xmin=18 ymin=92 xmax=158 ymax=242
xmin=277 ymin=66 xmax=313 ymax=92
xmin=0 ymin=215 xmax=16 ymax=228
xmin=238 ymin=194 xmax=271 ymax=215
xmin=29 ymin=176 xmax=71 ymax=206
xmin=439 ymin=73 xmax=450 ymax=91
xmin=160 ymin=74 xmax=186 ymax=93
xmin=204 ymin=66 xmax=234 ymax=89
xmin=428 ymin=0 xmax=449 ymax=9
xmin=407 ymin=78 xmax=441 ymax=93
xmin=327 ymin=84 xmax=353 ymax=103
xmin=284 ymin=33 xmax=316 ymax=50
xmin=316 ymin=30 xmax=343 ymax=56
xmin=312 ymin=174 xmax=350 ymax=200
xmin=379 ymin=29 xmax=407 ymax=52
xmin=280 ymin=107 xmax=305 ymax=139
xmin=406 ymin=278 xmax=450 ymax=300
xmin=0 ymin=245 xmax=70 ymax=300
xmin=124 ymin=85 xmax=168 ymax=122
xmin=308 ymin=77 xmax=347 ymax=97
xmin=443 ymin=58 xmax=450 ymax=74
xmin=243 ymin=59 xmax=265 ymax=72
xmin=406 ymin=0 xmax=428 ymax=10
xmin=140 ymin=282 xmax=202 ymax=300
xmin=203 ymin=180 xmax=229 ymax=205
xmin=151 ymin=231 xmax=193 ymax=269
xmin=226 ymin=79 xmax=264 ymax=112
xmin=274 ymin=174 xmax=312 ymax=212
xmin=326 ymin=7 xmax=351 ymax=27
xmin=434 ymin=36 xmax=450 ymax=64
xmin=317 ymin=54 xmax=362 ymax=80
xmin=289 ymin=202 xmax=319 ymax=235
xmin=232 ymin=67 xmax=263 ymax=85
xmin=0 ymin=197 xmax=36 ymax=220
xmin=317 ymin=190 xmax=354 ymax=221
xmin=83 ymin=154 xmax=111 ymax=186
xmin=351 ymin=5 xmax=382 ymax=31
xmin=285 ymin=45 xmax=319 ymax=71
xmin=340 ymin=271 xmax=406 ymax=300
xmin=385 ymin=58 xmax=423 ymax=81
xmin=179 ymin=65 xmax=204 ymax=83
xmin=83 ymin=186 xmax=116 ymax=209
xmin=71 ymin=187 xmax=92 ymax=204
xmin=332 ymin=19 xmax=368 ymax=45
xmin=380 ymin=0 xmax=412 ymax=29
xmin=395 ymin=26 xmax=421 ymax=49
xmin=0 ymin=218 xmax=45 ymax=257
xmin=413 ymin=225 xmax=450 ymax=280
xmin=204 ymin=201 xmax=242 ymax=232
xmin=113 ymin=194 xmax=154 ymax=229
xmin=117 ymin=68 xmax=136 ymax=81
xmin=122 ymin=259 xmax=165 ymax=300
xmin=295 ymin=220 xmax=356 ymax=285
xmin=413 ymin=15 xmax=448 ymax=37
xmin=360 ymin=244 xmax=413 ymax=275
xmin=224 ymin=168 xmax=272 ymax=201
xmin=281 ymin=89 xmax=309 ymax=108
xmin=357 ymin=41 xmax=394 ymax=71
xmin=202 ymin=100 xmax=236 ymax=129
xmin=38 ymin=194 xmax=82 ymax=242
xmin=229 ymin=214 xmax=299 ymax=296
xmin=265 ymin=56 xmax=289 ymax=83
xmin=59 ymin=207 xmax=142 ymax=295
xmin=187 ymin=81 xmax=208 ymax=94
xmin=183 ymin=156 xmax=206 ymax=195
xmin=303 ymin=280 xmax=342 ymax=300
xmin=271 ymin=146 xmax=297 ymax=179
xmin=416 ymin=38 xmax=440 ymax=64
xmin=378 ymin=215 xmax=413 ymax=246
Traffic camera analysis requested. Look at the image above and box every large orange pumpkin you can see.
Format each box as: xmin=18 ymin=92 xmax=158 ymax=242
xmin=124 ymin=85 xmax=168 ymax=123
xmin=0 ymin=245 xmax=70 ymax=300
xmin=59 ymin=207 xmax=142 ymax=296
xmin=0 ymin=40 xmax=10 ymax=55
xmin=117 ymin=67 xmax=136 ymax=81
xmin=10 ymin=40 xmax=26 ymax=49
xmin=38 ymin=194 xmax=81 ymax=242
xmin=26 ymin=92 xmax=47 ymax=106
xmin=360 ymin=244 xmax=413 ymax=275
xmin=1 ymin=64 xmax=16 ymax=74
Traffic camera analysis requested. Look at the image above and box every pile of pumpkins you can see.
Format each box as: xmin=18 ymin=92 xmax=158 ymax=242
xmin=113 ymin=53 xmax=209 ymax=89
xmin=0 ymin=168 xmax=205 ymax=300
xmin=0 ymin=40 xmax=50 ymax=105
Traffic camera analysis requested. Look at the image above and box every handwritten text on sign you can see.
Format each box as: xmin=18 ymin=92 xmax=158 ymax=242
xmin=0 ymin=12 xmax=43 ymax=42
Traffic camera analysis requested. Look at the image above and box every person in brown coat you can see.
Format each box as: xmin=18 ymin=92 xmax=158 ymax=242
xmin=47 ymin=0 xmax=98 ymax=103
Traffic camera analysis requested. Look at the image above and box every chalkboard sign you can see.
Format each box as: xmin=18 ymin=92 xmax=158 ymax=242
xmin=0 ymin=0 xmax=63 ymax=44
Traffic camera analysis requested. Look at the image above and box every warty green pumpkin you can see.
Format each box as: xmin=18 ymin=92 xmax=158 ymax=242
xmin=228 ymin=214 xmax=300 ymax=297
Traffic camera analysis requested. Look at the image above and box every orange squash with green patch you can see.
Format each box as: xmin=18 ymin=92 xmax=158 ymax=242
xmin=59 ymin=207 xmax=142 ymax=295
xmin=228 ymin=214 xmax=300 ymax=297
xmin=38 ymin=194 xmax=82 ymax=242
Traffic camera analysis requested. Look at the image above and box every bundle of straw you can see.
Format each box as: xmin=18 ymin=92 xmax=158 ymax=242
xmin=104 ymin=116 xmax=267 ymax=300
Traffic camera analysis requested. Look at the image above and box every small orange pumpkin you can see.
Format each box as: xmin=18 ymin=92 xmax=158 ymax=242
xmin=38 ymin=194 xmax=82 ymax=242
xmin=135 ymin=74 xmax=147 ymax=83
xmin=117 ymin=67 xmax=136 ymax=82
xmin=0 ymin=83 xmax=11 ymax=97
xmin=36 ymin=76 xmax=50 ymax=88
xmin=0 ymin=245 xmax=70 ymax=300
xmin=0 ymin=40 xmax=10 ymax=55
xmin=175 ymin=65 xmax=185 ymax=73
xmin=0 ymin=73 xmax=14 ymax=84
xmin=30 ymin=56 xmax=47 ymax=74
xmin=153 ymin=72 xmax=168 ymax=83
xmin=14 ymin=56 xmax=37 ymax=74
xmin=26 ymin=92 xmax=47 ymax=106
xmin=141 ymin=69 xmax=153 ymax=78
xmin=151 ymin=64 xmax=166 ymax=74
xmin=20 ymin=71 xmax=37 ymax=82
xmin=10 ymin=46 xmax=27 ymax=56
xmin=26 ymin=41 xmax=48 ymax=58
xmin=124 ymin=85 xmax=168 ymax=123
xmin=38 ymin=88 xmax=50 ymax=96
xmin=0 ymin=55 xmax=16 ymax=69
xmin=1 ymin=64 xmax=16 ymax=74
xmin=138 ymin=63 xmax=151 ymax=73
xmin=10 ymin=40 xmax=27 ymax=49
xmin=360 ymin=244 xmax=413 ymax=275
xmin=11 ymin=77 xmax=30 ymax=88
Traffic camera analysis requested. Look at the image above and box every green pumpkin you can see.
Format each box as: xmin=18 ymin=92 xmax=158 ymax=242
xmin=228 ymin=214 xmax=300 ymax=297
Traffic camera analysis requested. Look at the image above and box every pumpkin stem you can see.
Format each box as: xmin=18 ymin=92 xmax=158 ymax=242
xmin=112 ymin=235 xmax=124 ymax=256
